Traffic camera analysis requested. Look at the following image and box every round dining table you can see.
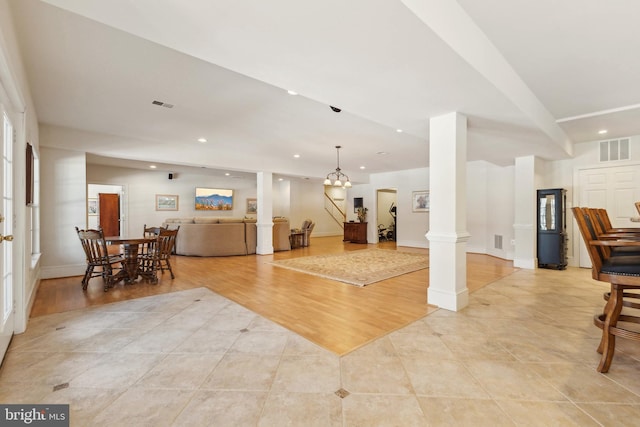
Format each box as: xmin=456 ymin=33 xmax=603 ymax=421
xmin=104 ymin=236 xmax=155 ymax=283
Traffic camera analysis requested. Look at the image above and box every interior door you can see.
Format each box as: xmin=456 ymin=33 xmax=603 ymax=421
xmin=578 ymin=165 xmax=640 ymax=267
xmin=0 ymin=111 xmax=15 ymax=361
xmin=99 ymin=193 xmax=120 ymax=236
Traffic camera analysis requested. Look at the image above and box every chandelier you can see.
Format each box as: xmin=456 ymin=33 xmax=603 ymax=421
xmin=324 ymin=145 xmax=352 ymax=188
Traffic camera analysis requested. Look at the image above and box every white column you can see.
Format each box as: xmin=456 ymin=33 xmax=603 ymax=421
xmin=426 ymin=112 xmax=470 ymax=311
xmin=513 ymin=156 xmax=538 ymax=269
xmin=256 ymin=172 xmax=274 ymax=255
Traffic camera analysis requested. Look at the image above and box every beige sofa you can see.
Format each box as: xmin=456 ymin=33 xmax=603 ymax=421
xmin=163 ymin=217 xmax=290 ymax=256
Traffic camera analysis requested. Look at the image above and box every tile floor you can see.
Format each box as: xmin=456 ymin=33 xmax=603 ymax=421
xmin=1 ymin=267 xmax=640 ymax=426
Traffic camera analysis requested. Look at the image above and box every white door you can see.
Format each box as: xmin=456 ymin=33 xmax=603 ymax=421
xmin=578 ymin=165 xmax=640 ymax=267
xmin=0 ymin=111 xmax=14 ymax=360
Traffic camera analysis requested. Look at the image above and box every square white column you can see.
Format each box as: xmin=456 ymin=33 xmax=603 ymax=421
xmin=256 ymin=172 xmax=274 ymax=255
xmin=427 ymin=112 xmax=470 ymax=311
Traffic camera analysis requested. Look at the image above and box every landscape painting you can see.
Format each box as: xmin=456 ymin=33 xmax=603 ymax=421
xmin=195 ymin=187 xmax=233 ymax=211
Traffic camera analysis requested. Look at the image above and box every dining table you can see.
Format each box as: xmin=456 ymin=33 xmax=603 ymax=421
xmin=104 ymin=236 xmax=156 ymax=284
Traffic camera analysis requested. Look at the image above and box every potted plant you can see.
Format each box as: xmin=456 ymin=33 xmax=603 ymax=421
xmin=356 ymin=207 xmax=368 ymax=223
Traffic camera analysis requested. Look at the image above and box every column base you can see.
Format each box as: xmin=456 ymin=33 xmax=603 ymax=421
xmin=428 ymin=287 xmax=469 ymax=312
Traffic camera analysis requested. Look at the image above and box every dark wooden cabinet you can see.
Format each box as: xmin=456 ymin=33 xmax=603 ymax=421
xmin=344 ymin=222 xmax=367 ymax=244
xmin=537 ymin=188 xmax=567 ymax=270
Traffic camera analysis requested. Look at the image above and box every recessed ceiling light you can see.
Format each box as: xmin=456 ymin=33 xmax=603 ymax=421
xmin=225 ymin=173 xmax=230 ymax=176
xmin=197 ymin=138 xmax=207 ymax=143
xmin=287 ymin=90 xmax=298 ymax=95
xmin=376 ymin=151 xmax=388 ymax=155
xmin=293 ymin=154 xmax=300 ymax=158
xmin=149 ymin=165 xmax=157 ymax=169
xmin=396 ymin=129 xmax=403 ymax=133
xmin=598 ymin=129 xmax=608 ymax=135
xmin=279 ymin=178 xmax=284 ymax=181
xmin=360 ymin=166 xmax=366 ymax=170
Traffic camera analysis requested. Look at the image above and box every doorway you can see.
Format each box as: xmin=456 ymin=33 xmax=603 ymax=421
xmin=88 ymin=184 xmax=125 ymax=236
xmin=377 ymin=189 xmax=397 ymax=242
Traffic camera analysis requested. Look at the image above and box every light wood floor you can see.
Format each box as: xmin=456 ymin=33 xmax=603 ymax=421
xmin=31 ymin=236 xmax=518 ymax=355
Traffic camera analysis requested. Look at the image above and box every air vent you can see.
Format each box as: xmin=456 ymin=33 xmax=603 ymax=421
xmin=600 ymin=138 xmax=630 ymax=162
xmin=494 ymin=235 xmax=503 ymax=250
xmin=151 ymin=100 xmax=174 ymax=109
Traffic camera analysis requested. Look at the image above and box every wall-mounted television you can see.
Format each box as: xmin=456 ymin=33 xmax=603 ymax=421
xmin=195 ymin=187 xmax=233 ymax=211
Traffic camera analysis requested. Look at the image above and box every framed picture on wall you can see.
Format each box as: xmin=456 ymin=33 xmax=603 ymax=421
xmin=353 ymin=197 xmax=363 ymax=213
xmin=412 ymin=191 xmax=429 ymax=212
xmin=195 ymin=187 xmax=233 ymax=211
xmin=246 ymin=198 xmax=257 ymax=214
xmin=156 ymin=194 xmax=179 ymax=211
xmin=87 ymin=198 xmax=98 ymax=216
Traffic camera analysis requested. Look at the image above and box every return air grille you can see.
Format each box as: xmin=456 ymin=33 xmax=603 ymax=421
xmin=151 ymin=100 xmax=174 ymax=109
xmin=600 ymin=138 xmax=630 ymax=162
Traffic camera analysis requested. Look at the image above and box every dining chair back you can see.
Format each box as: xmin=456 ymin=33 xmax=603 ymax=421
xmin=140 ymin=228 xmax=179 ymax=281
xmin=75 ymin=226 xmax=124 ymax=291
xmin=571 ymin=207 xmax=640 ymax=372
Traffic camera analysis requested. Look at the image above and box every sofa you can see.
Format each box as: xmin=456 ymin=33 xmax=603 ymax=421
xmin=163 ymin=217 xmax=290 ymax=256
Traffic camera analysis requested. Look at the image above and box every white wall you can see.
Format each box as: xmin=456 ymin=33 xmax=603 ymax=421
xmin=87 ymin=164 xmax=259 ymax=237
xmin=40 ymin=147 xmax=87 ymax=279
xmin=368 ymin=168 xmax=431 ymax=248
xmin=289 ymin=179 xmax=343 ymax=236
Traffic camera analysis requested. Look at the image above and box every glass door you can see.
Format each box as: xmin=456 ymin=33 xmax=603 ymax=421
xmin=0 ymin=110 xmax=14 ymax=361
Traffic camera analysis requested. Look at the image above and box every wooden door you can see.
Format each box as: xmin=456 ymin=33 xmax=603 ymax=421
xmin=99 ymin=193 xmax=120 ymax=236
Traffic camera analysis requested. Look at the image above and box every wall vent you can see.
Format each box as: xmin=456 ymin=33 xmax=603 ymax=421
xmin=600 ymin=138 xmax=630 ymax=162
xmin=494 ymin=235 xmax=503 ymax=250
xmin=151 ymin=100 xmax=174 ymax=109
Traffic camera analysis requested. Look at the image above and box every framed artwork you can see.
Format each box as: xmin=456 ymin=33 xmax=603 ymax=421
xmin=195 ymin=187 xmax=233 ymax=211
xmin=156 ymin=194 xmax=179 ymax=211
xmin=412 ymin=191 xmax=429 ymax=212
xmin=87 ymin=198 xmax=98 ymax=216
xmin=246 ymin=198 xmax=257 ymax=214
xmin=353 ymin=197 xmax=363 ymax=213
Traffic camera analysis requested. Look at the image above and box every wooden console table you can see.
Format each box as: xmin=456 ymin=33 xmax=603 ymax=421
xmin=344 ymin=222 xmax=367 ymax=244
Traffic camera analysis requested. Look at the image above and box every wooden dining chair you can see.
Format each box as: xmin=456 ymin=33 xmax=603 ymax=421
xmin=572 ymin=207 xmax=640 ymax=372
xmin=75 ymin=227 xmax=124 ymax=291
xmin=591 ymin=208 xmax=640 ymax=235
xmin=143 ymin=224 xmax=167 ymax=237
xmin=139 ymin=228 xmax=179 ymax=282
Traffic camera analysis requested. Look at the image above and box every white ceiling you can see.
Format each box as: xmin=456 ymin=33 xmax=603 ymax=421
xmin=9 ymin=0 xmax=640 ymax=182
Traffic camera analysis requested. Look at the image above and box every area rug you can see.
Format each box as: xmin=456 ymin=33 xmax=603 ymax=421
xmin=269 ymin=248 xmax=428 ymax=287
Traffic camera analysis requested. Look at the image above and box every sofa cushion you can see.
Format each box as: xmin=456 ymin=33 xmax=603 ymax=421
xmin=165 ymin=217 xmax=195 ymax=224
xmin=217 ymin=218 xmax=244 ymax=223
xmin=193 ymin=217 xmax=219 ymax=224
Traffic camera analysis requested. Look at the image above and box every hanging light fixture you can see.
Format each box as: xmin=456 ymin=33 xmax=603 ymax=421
xmin=323 ymin=145 xmax=352 ymax=188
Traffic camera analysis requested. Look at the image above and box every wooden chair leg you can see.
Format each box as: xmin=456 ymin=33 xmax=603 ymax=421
xmin=166 ymin=260 xmax=175 ymax=279
xmin=598 ymin=284 xmax=624 ymax=373
xmin=597 ymin=291 xmax=616 ymax=354
xmin=82 ymin=266 xmax=93 ymax=290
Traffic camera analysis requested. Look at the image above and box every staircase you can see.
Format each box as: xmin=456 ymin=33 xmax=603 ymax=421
xmin=324 ymin=187 xmax=346 ymax=228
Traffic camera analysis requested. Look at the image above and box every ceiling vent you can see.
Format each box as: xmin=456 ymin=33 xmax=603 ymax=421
xmin=151 ymin=100 xmax=174 ymax=109
xmin=599 ymin=138 xmax=630 ymax=162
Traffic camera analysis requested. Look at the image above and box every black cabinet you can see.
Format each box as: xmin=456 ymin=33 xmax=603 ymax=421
xmin=537 ymin=188 xmax=567 ymax=269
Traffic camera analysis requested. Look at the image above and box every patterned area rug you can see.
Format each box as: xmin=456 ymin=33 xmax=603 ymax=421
xmin=270 ymin=248 xmax=429 ymax=286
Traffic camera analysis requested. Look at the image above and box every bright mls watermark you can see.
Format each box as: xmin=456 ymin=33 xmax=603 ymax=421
xmin=1 ymin=405 xmax=69 ymax=426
